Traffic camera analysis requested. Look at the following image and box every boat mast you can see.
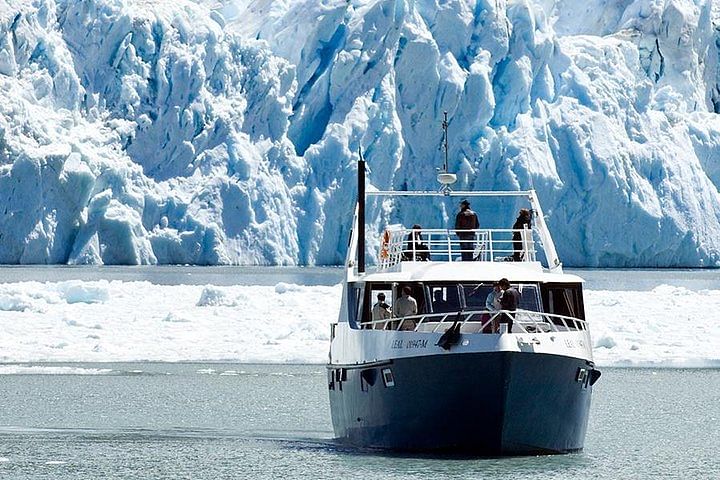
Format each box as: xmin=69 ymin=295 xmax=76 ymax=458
xmin=442 ymin=111 xmax=449 ymax=173
xmin=437 ymin=112 xmax=457 ymax=194
xmin=357 ymin=148 xmax=366 ymax=274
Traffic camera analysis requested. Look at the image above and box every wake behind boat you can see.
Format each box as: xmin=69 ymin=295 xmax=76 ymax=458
xmin=327 ymin=119 xmax=601 ymax=456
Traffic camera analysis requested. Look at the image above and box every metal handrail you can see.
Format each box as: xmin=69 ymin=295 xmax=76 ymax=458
xmin=359 ymin=308 xmax=587 ymax=334
xmin=377 ymin=227 xmax=535 ymax=268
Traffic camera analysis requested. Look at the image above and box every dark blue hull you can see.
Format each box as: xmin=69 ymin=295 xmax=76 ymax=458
xmin=327 ymin=352 xmax=597 ymax=455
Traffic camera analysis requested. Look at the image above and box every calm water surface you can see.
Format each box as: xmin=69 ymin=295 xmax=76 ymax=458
xmin=0 ymin=265 xmax=718 ymax=290
xmin=0 ymin=364 xmax=718 ymax=479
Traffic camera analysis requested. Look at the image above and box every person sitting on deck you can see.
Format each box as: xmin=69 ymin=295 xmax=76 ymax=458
xmin=402 ymin=224 xmax=430 ymax=261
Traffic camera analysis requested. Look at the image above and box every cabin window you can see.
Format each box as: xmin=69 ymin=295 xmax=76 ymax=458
xmin=517 ymin=284 xmax=541 ymax=312
xmin=461 ymin=284 xmax=492 ymax=310
xmin=427 ymin=284 xmax=461 ymax=313
xmin=459 ymin=283 xmax=541 ymax=312
xmin=395 ymin=283 xmax=427 ymax=314
xmin=365 ymin=283 xmax=394 ymax=328
xmin=349 ymin=283 xmax=365 ymax=326
xmin=540 ymin=283 xmax=585 ymax=320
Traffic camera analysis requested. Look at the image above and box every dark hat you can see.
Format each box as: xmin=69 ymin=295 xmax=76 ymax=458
xmin=460 ymin=199 xmax=470 ymax=206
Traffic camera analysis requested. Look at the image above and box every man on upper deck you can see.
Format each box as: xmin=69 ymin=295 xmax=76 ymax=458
xmin=455 ymin=199 xmax=479 ymax=261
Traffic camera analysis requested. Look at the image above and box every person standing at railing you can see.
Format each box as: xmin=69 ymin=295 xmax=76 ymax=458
xmin=394 ymin=286 xmax=418 ymax=330
xmin=498 ymin=278 xmax=520 ymax=333
xmin=512 ymin=208 xmax=532 ymax=261
xmin=485 ymin=282 xmax=502 ymax=311
xmin=483 ymin=282 xmax=502 ymax=333
xmin=371 ymin=292 xmax=392 ymax=329
xmin=455 ymin=199 xmax=479 ymax=261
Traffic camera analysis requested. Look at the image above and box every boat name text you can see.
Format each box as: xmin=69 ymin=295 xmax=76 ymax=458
xmin=391 ymin=339 xmax=428 ymax=349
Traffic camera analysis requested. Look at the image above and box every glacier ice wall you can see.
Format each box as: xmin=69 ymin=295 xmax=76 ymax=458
xmin=1 ymin=0 xmax=719 ymax=267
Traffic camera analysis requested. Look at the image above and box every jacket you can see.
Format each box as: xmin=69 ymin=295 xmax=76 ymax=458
xmin=455 ymin=209 xmax=479 ymax=231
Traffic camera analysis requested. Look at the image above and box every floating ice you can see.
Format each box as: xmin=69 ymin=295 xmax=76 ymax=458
xmin=0 ymin=279 xmax=717 ymax=367
xmin=196 ymin=286 xmax=237 ymax=307
xmin=0 ymin=366 xmax=114 ymax=375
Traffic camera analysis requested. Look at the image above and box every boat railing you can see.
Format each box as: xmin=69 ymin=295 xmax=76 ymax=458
xmin=359 ymin=309 xmax=587 ymax=335
xmin=377 ymin=227 xmax=535 ymax=269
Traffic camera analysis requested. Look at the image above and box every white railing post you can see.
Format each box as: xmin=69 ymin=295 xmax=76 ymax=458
xmin=447 ymin=230 xmax=452 ymax=262
xmin=489 ymin=230 xmax=494 ymax=261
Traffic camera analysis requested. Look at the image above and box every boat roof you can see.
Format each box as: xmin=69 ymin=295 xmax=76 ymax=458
xmin=355 ymin=261 xmax=584 ymax=284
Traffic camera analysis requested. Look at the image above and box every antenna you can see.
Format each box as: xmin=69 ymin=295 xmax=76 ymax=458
xmin=442 ymin=111 xmax=449 ymax=172
xmin=437 ymin=111 xmax=456 ymax=194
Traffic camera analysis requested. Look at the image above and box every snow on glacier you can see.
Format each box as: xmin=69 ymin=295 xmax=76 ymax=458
xmin=0 ymin=278 xmax=718 ymax=367
xmin=0 ymin=0 xmax=720 ymax=267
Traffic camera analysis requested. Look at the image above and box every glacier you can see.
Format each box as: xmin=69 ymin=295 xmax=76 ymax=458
xmin=0 ymin=0 xmax=719 ymax=267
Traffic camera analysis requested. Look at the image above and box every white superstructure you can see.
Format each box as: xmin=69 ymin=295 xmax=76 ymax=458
xmin=330 ymin=187 xmax=594 ymax=368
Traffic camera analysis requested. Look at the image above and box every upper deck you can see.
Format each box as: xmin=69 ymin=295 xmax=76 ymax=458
xmin=346 ymin=188 xmax=569 ymax=284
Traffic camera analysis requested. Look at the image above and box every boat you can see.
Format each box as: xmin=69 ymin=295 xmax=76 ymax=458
xmin=327 ymin=118 xmax=601 ymax=456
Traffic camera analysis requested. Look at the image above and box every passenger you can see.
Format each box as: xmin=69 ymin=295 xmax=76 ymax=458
xmin=483 ymin=282 xmax=502 ymax=332
xmin=371 ymin=292 xmax=392 ymax=329
xmin=402 ymin=224 xmax=430 ymax=261
xmin=394 ymin=286 xmax=418 ymax=330
xmin=455 ymin=199 xmax=479 ymax=261
xmin=485 ymin=282 xmax=502 ymax=312
xmin=512 ymin=208 xmax=532 ymax=261
xmin=498 ymin=278 xmax=520 ymax=333
xmin=432 ymin=290 xmax=449 ymax=313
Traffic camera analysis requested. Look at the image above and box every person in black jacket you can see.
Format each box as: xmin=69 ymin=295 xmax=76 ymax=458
xmin=402 ymin=224 xmax=430 ymax=261
xmin=498 ymin=277 xmax=520 ymax=333
xmin=455 ymin=200 xmax=479 ymax=261
xmin=512 ymin=208 xmax=532 ymax=261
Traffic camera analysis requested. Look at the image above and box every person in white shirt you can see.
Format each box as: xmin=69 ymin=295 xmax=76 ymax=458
xmin=394 ymin=286 xmax=418 ymax=330
xmin=371 ymin=292 xmax=392 ymax=329
xmin=485 ymin=282 xmax=502 ymax=311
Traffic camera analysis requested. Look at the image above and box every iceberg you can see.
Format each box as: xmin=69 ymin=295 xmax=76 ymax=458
xmin=0 ymin=0 xmax=719 ymax=267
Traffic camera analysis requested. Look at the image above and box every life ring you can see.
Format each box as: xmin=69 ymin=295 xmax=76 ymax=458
xmin=380 ymin=230 xmax=390 ymax=259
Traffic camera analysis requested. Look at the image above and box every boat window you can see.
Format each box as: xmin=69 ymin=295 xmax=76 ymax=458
xmin=517 ymin=284 xmax=541 ymax=312
xmin=395 ymin=283 xmax=427 ymax=314
xmin=349 ymin=283 xmax=365 ymax=326
xmin=462 ymin=284 xmax=492 ymax=310
xmin=426 ymin=284 xmax=461 ymax=313
xmin=541 ymin=283 xmax=585 ymax=320
xmin=366 ymin=283 xmax=393 ymax=327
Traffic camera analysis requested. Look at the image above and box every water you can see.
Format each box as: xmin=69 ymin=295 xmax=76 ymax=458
xmin=0 ymin=364 xmax=718 ymax=479
xmin=0 ymin=266 xmax=718 ymax=478
xmin=0 ymin=265 xmax=716 ymax=290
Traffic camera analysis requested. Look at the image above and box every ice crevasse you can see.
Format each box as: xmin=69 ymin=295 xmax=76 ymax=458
xmin=0 ymin=0 xmax=719 ymax=267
